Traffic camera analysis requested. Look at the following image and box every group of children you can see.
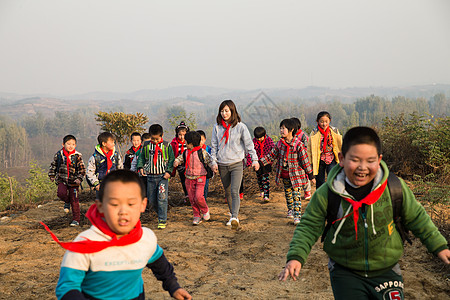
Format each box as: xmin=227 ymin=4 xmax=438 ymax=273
xmin=47 ymin=103 xmax=345 ymax=230
xmin=46 ymin=100 xmax=449 ymax=299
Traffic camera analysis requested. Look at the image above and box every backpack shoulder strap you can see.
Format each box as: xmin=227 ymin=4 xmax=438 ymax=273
xmin=321 ymin=188 xmax=341 ymax=242
xmin=73 ymin=154 xmax=79 ymax=174
xmin=56 ymin=151 xmax=63 ymax=171
xmin=387 ymin=172 xmax=412 ymax=245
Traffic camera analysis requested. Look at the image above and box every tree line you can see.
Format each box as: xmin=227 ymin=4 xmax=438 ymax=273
xmin=0 ymin=93 xmax=448 ymax=171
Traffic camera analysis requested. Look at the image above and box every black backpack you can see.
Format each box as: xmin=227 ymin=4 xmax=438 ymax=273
xmin=182 ymin=149 xmax=214 ymax=179
xmin=321 ymin=172 xmax=412 ymax=244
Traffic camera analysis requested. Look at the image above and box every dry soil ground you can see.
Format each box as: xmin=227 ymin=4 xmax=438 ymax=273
xmin=0 ymin=172 xmax=449 ymax=299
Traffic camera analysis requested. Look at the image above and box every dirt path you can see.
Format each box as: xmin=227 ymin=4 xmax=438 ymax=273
xmin=0 ymin=186 xmax=449 ymax=299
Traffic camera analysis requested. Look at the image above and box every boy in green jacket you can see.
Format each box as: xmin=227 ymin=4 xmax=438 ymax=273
xmin=279 ymin=126 xmax=449 ymax=299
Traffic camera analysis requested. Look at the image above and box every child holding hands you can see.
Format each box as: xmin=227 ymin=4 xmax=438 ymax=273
xmin=174 ymin=131 xmax=217 ymax=225
xmin=246 ymin=126 xmax=275 ymax=202
xmin=211 ymin=100 xmax=259 ymax=229
xmin=260 ymin=119 xmax=315 ymax=225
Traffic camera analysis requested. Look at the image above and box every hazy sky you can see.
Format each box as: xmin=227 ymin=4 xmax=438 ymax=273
xmin=1 ymin=0 xmax=449 ymax=95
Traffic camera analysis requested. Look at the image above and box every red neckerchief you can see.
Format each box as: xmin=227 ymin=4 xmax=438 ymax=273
xmin=100 ymin=148 xmax=113 ymax=172
xmin=185 ymin=146 xmax=202 ymax=169
xmin=201 ymin=144 xmax=206 ymax=150
xmin=334 ymin=179 xmax=388 ymax=240
xmin=220 ymin=119 xmax=231 ymax=144
xmin=151 ymin=139 xmax=164 ymax=166
xmin=132 ymin=145 xmax=141 ymax=153
xmin=62 ymin=148 xmax=76 ymax=177
xmin=257 ymin=137 xmax=266 ymax=157
xmin=175 ymin=138 xmax=185 ymax=156
xmin=296 ymin=129 xmax=304 ymax=139
xmin=40 ymin=204 xmax=143 ymax=254
xmin=280 ymin=138 xmax=292 ymax=162
xmin=317 ymin=125 xmax=331 ymax=153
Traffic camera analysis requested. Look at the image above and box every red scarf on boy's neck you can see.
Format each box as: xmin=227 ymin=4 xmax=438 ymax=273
xmin=280 ymin=138 xmax=292 ymax=162
xmin=132 ymin=145 xmax=141 ymax=153
xmin=40 ymin=204 xmax=143 ymax=254
xmin=62 ymin=148 xmax=76 ymax=176
xmin=201 ymin=144 xmax=206 ymax=150
xmin=220 ymin=119 xmax=231 ymax=144
xmin=296 ymin=129 xmax=304 ymax=139
xmin=317 ymin=125 xmax=331 ymax=152
xmin=185 ymin=146 xmax=202 ymax=169
xmin=100 ymin=148 xmax=113 ymax=172
xmin=175 ymin=138 xmax=185 ymax=155
xmin=151 ymin=139 xmax=164 ymax=166
xmin=334 ymin=179 xmax=388 ymax=240
xmin=257 ymin=137 xmax=266 ymax=157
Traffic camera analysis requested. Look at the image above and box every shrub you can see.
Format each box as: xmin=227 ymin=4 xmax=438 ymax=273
xmin=0 ymin=172 xmax=22 ymax=211
xmin=379 ymin=113 xmax=450 ymax=183
xmin=24 ymin=161 xmax=55 ymax=204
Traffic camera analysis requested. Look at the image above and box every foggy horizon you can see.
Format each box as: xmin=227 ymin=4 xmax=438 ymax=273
xmin=1 ymin=0 xmax=450 ymax=96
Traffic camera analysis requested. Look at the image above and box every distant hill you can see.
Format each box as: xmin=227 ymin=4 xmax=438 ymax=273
xmin=1 ymin=84 xmax=449 ymax=119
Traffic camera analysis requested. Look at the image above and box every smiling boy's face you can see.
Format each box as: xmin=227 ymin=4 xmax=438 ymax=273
xmin=131 ymin=135 xmax=141 ymax=148
xmin=63 ymin=139 xmax=76 ymax=152
xmin=338 ymin=143 xmax=382 ymax=187
xmin=96 ymin=181 xmax=147 ymax=237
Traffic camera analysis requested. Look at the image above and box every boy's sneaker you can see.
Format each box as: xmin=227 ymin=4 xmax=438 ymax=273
xmin=226 ymin=218 xmax=232 ymax=226
xmin=157 ymin=222 xmax=167 ymax=229
xmin=193 ymin=217 xmax=202 ymax=225
xmin=202 ymin=211 xmax=211 ymax=221
xmin=70 ymin=220 xmax=79 ymax=227
xmin=286 ymin=210 xmax=294 ymax=219
xmin=64 ymin=203 xmax=70 ymax=213
xmin=293 ymin=218 xmax=301 ymax=225
xmin=230 ymin=217 xmax=239 ymax=230
xmin=263 ymin=197 xmax=270 ymax=203
xmin=304 ymin=191 xmax=312 ymax=200
xmin=239 ymin=193 xmax=244 ymax=200
xmin=260 ymin=192 xmax=264 ymax=198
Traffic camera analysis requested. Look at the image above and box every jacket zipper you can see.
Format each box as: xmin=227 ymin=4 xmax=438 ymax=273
xmin=362 ymin=210 xmax=369 ymax=277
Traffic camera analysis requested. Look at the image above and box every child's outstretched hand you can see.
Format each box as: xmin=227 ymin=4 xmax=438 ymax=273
xmin=252 ymin=161 xmax=260 ymax=171
xmin=437 ymin=249 xmax=450 ymax=264
xmin=212 ymin=165 xmax=218 ymax=173
xmin=278 ymin=260 xmax=302 ymax=281
xmin=163 ymin=172 xmax=171 ymax=179
xmin=172 ymin=288 xmax=192 ymax=300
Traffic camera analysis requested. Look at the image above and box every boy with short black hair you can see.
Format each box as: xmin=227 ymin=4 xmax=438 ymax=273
xmin=279 ymin=126 xmax=450 ymax=299
xmin=49 ymin=135 xmax=86 ymax=227
xmin=124 ymin=132 xmax=142 ymax=170
xmin=174 ymin=131 xmax=217 ymax=225
xmin=44 ymin=169 xmax=191 ymax=300
xmin=246 ymin=126 xmax=275 ymax=202
xmin=86 ymin=132 xmax=123 ymax=196
xmin=137 ymin=124 xmax=175 ymax=229
xmin=260 ymin=119 xmax=314 ymax=224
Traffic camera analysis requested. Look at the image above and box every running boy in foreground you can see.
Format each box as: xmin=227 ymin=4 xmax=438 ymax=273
xmin=44 ymin=169 xmax=191 ymax=300
xmin=279 ymin=126 xmax=449 ymax=299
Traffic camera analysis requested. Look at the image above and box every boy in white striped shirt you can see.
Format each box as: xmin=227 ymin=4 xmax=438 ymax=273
xmin=137 ymin=124 xmax=175 ymax=229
